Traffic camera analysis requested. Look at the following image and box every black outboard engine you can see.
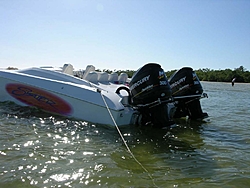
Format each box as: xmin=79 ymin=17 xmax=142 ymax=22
xmin=129 ymin=63 xmax=173 ymax=127
xmin=168 ymin=67 xmax=208 ymax=120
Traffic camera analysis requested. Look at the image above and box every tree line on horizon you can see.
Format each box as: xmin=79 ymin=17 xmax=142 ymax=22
xmin=192 ymin=66 xmax=250 ymax=83
xmin=8 ymin=65 xmax=249 ymax=83
xmin=101 ymin=65 xmax=250 ymax=83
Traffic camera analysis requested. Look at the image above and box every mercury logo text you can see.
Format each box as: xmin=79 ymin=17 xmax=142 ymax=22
xmin=131 ymin=75 xmax=150 ymax=90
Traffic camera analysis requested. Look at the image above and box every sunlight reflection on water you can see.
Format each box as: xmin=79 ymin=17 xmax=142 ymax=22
xmin=0 ymin=82 xmax=250 ymax=187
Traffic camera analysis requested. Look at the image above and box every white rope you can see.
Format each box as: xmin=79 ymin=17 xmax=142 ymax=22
xmin=101 ymin=93 xmax=158 ymax=187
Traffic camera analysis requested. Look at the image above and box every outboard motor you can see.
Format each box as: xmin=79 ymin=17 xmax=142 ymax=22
xmin=129 ymin=63 xmax=173 ymax=127
xmin=168 ymin=67 xmax=208 ymax=120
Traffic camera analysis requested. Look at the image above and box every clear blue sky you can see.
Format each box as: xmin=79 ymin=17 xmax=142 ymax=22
xmin=1 ymin=0 xmax=249 ymax=71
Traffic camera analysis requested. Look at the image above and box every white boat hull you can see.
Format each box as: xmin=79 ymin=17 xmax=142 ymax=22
xmin=0 ymin=69 xmax=135 ymax=126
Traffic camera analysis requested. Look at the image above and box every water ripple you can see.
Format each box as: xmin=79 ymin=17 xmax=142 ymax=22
xmin=1 ymin=83 xmax=250 ymax=187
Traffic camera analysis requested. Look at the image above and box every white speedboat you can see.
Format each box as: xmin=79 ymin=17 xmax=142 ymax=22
xmin=0 ymin=63 xmax=208 ymax=127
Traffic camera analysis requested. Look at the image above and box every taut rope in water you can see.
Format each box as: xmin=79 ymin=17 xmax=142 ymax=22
xmin=101 ymin=93 xmax=158 ymax=187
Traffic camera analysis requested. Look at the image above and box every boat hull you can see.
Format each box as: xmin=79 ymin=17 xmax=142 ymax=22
xmin=0 ymin=70 xmax=135 ymax=126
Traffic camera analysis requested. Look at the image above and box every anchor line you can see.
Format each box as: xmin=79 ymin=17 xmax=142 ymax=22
xmin=100 ymin=93 xmax=158 ymax=188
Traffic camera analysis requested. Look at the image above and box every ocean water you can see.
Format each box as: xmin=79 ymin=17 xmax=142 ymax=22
xmin=0 ymin=82 xmax=250 ymax=188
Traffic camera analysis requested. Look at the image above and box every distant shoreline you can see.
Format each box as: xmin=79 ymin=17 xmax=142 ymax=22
xmin=1 ymin=65 xmax=249 ymax=83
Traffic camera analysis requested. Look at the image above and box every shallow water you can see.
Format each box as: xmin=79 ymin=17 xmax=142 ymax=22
xmin=0 ymin=82 xmax=250 ymax=188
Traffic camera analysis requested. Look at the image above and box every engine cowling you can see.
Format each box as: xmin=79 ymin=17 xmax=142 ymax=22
xmin=168 ymin=67 xmax=208 ymax=119
xmin=169 ymin=67 xmax=203 ymax=97
xmin=129 ymin=63 xmax=172 ymax=105
xmin=129 ymin=63 xmax=174 ymax=128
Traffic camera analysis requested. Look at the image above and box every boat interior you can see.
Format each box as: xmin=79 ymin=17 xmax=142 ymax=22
xmin=61 ymin=64 xmax=129 ymax=84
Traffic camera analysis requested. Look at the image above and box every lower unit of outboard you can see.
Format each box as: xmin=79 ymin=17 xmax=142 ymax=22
xmin=168 ymin=67 xmax=208 ymax=120
xmin=129 ymin=63 xmax=174 ymax=128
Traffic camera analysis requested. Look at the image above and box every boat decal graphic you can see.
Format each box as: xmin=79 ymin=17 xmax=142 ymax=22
xmin=158 ymin=70 xmax=165 ymax=79
xmin=6 ymin=83 xmax=72 ymax=115
xmin=170 ymin=76 xmax=186 ymax=89
xmin=130 ymin=75 xmax=150 ymax=90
